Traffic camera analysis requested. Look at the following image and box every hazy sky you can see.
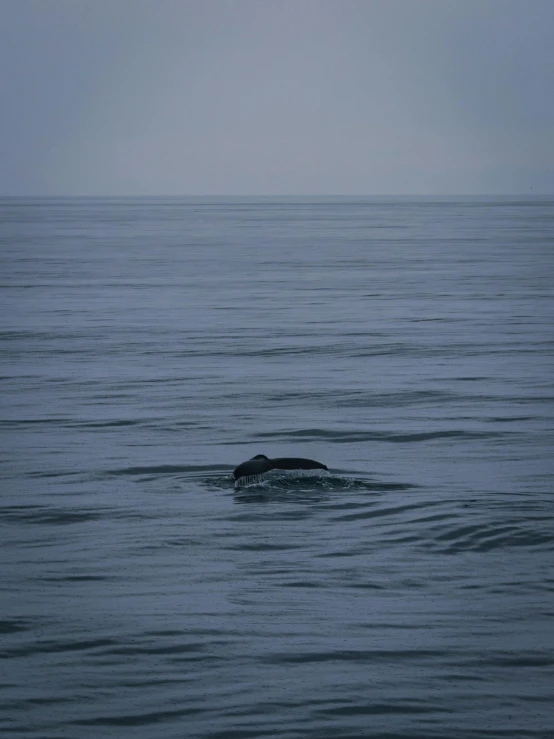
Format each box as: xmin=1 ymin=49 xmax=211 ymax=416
xmin=2 ymin=0 xmax=553 ymax=195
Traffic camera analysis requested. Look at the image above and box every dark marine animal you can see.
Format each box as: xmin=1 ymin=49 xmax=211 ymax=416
xmin=233 ymin=454 xmax=328 ymax=485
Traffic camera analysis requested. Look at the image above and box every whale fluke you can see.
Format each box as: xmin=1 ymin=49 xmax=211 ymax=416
xmin=233 ymin=454 xmax=328 ymax=485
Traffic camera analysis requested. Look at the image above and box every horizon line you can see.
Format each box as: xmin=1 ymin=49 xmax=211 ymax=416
xmin=0 ymin=192 xmax=550 ymax=199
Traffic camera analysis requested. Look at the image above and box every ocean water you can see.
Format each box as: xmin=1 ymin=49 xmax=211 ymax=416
xmin=1 ymin=195 xmax=553 ymax=739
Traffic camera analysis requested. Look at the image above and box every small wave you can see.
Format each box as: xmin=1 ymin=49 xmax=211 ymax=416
xmin=263 ymin=648 xmax=444 ymax=665
xmin=68 ymin=419 xmax=141 ymax=428
xmin=253 ymin=428 xmax=509 ymax=443
xmin=424 ymin=521 xmax=554 ymax=554
xmin=1 ymin=505 xmax=108 ymax=526
xmin=107 ymin=464 xmax=230 ymax=477
xmin=0 ymin=619 xmax=33 ymax=635
xmin=2 ymin=637 xmax=117 ymax=660
xmin=0 ymin=417 xmax=72 ymax=428
xmin=72 ymin=706 xmax=202 ymax=727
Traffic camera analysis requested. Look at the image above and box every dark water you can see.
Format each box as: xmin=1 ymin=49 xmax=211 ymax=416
xmin=1 ymin=196 xmax=553 ymax=739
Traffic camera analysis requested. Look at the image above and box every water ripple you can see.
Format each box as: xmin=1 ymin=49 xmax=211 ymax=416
xmin=2 ymin=196 xmax=553 ymax=739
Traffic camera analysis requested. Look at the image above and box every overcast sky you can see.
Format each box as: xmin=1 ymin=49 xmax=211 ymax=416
xmin=1 ymin=0 xmax=553 ymax=195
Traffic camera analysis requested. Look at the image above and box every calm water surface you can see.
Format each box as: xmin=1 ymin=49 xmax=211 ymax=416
xmin=1 ymin=196 xmax=553 ymax=738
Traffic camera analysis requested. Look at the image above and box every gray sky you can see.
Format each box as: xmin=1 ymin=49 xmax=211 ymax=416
xmin=1 ymin=0 xmax=553 ymax=195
